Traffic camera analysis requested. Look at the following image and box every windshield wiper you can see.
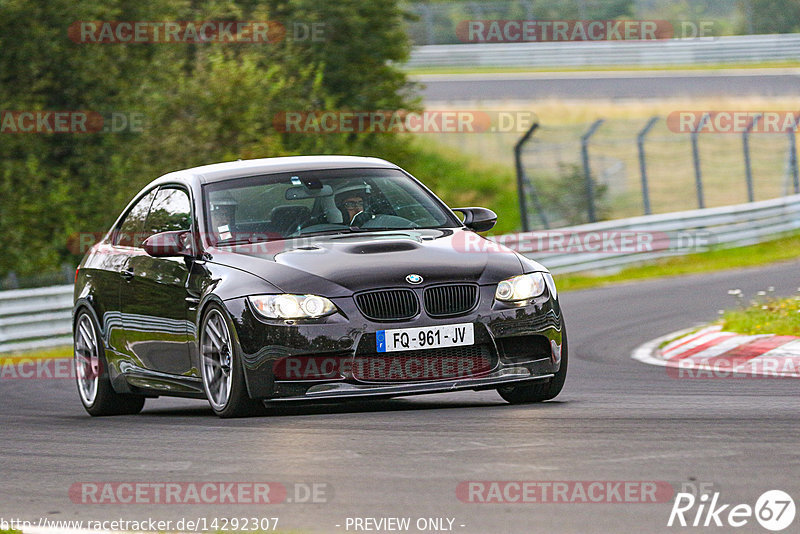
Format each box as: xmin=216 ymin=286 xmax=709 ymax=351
xmin=215 ymin=235 xmax=281 ymax=246
xmin=347 ymin=227 xmax=412 ymax=232
xmin=215 ymin=238 xmax=252 ymax=246
xmin=295 ymin=228 xmax=359 ymax=238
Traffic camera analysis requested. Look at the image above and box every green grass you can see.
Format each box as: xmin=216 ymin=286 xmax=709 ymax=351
xmin=406 ymin=60 xmax=800 ymax=76
xmin=554 ymin=232 xmax=800 ymax=292
xmin=721 ymin=296 xmax=800 ymax=336
xmin=3 ymin=346 xmax=71 ymax=359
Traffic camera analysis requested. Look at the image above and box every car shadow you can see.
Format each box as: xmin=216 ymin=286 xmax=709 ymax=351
xmin=133 ymin=395 xmax=569 ymax=418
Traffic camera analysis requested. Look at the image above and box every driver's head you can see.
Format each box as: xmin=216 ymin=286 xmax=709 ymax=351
xmin=341 ymin=194 xmax=365 ymax=222
xmin=335 ymin=182 xmax=370 ymax=224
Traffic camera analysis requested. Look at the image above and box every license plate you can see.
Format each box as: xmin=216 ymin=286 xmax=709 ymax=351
xmin=376 ymin=323 xmax=474 ymax=353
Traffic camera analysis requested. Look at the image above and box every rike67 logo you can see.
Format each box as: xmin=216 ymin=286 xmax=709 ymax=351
xmin=669 ymin=489 xmax=796 ymax=531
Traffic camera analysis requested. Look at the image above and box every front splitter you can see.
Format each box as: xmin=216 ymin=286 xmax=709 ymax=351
xmin=266 ymin=368 xmax=554 ymax=402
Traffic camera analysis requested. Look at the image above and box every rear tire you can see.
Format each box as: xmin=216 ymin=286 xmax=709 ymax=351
xmin=497 ymin=325 xmax=568 ymax=404
xmin=74 ymin=310 xmax=145 ymax=416
xmin=199 ymin=303 xmax=265 ymax=418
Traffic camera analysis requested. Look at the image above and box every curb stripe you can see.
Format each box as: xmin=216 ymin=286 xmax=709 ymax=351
xmin=664 ymin=332 xmax=738 ymax=360
xmin=660 ymin=326 xmax=720 ymax=356
xmin=703 ymin=335 xmax=799 ymax=366
xmin=674 ymin=334 xmax=765 ymax=363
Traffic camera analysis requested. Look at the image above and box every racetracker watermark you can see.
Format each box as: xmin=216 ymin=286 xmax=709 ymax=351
xmin=69 ymin=231 xmax=331 ymax=255
xmin=456 ymin=20 xmax=715 ymax=42
xmin=69 ymin=21 xmax=325 ymax=43
xmin=69 ymin=482 xmax=330 ymax=504
xmin=667 ymin=355 xmax=800 ymax=379
xmin=456 ymin=481 xmax=674 ymax=503
xmin=0 ymin=356 xmax=77 ymax=380
xmin=0 ymin=111 xmax=144 ymax=134
xmin=273 ymin=110 xmax=537 ymax=134
xmin=460 ymin=230 xmax=713 ymax=255
xmin=273 ymin=354 xmax=493 ymax=381
xmin=68 ymin=229 xmax=713 ymax=257
xmin=667 ymin=111 xmax=800 ymax=134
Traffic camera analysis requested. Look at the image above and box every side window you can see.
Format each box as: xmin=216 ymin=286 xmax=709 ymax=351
xmin=143 ymin=187 xmax=192 ymax=242
xmin=114 ymin=189 xmax=157 ymax=247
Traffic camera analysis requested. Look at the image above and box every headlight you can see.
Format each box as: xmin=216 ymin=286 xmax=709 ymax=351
xmin=248 ymin=294 xmax=336 ymax=319
xmin=495 ymin=273 xmax=547 ymax=302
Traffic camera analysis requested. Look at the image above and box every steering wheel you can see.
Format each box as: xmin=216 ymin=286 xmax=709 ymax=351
xmin=294 ymin=212 xmax=330 ymax=232
xmin=350 ymin=210 xmax=374 ymax=227
xmin=358 ymin=213 xmax=420 ymax=229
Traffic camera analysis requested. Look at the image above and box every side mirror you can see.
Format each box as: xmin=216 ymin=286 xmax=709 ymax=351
xmin=454 ymin=207 xmax=497 ymax=233
xmin=142 ymin=230 xmax=195 ymax=258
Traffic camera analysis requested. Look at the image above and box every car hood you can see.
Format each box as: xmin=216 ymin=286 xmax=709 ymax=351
xmin=209 ymin=228 xmax=545 ymax=297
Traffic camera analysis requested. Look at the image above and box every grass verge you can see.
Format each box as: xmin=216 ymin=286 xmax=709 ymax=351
xmin=554 ymin=232 xmax=800 ymax=292
xmin=721 ymin=296 xmax=800 ymax=336
xmin=658 ymin=327 xmax=704 ymax=349
xmin=3 ymin=346 xmax=71 ymax=359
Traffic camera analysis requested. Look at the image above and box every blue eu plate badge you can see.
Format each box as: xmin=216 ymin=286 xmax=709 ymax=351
xmin=376 ymin=330 xmax=387 ymax=353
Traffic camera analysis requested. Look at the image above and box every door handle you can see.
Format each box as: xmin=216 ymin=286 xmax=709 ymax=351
xmin=121 ymin=268 xmax=135 ymax=280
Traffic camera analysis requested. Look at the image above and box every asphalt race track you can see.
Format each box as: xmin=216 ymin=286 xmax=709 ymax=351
xmin=415 ymin=69 xmax=800 ymax=100
xmin=2 ymin=260 xmax=798 ymax=533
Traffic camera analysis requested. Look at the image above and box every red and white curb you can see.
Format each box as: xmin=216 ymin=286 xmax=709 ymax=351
xmin=632 ymin=325 xmax=800 ymax=378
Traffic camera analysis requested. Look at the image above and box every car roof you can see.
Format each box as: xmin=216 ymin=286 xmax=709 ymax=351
xmin=151 ymin=156 xmax=402 ymax=187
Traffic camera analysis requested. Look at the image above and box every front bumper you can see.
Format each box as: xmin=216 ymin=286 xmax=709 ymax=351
xmin=224 ymin=285 xmax=564 ymax=400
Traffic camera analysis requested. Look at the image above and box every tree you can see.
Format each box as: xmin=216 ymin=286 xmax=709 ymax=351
xmin=738 ymin=0 xmax=800 ymax=34
xmin=0 ymin=0 xmax=417 ymax=278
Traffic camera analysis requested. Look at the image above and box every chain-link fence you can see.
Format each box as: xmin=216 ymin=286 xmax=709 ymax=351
xmin=516 ymin=117 xmax=799 ymax=230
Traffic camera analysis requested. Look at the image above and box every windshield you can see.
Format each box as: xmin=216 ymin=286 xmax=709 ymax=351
xmin=203 ymin=168 xmax=459 ymax=244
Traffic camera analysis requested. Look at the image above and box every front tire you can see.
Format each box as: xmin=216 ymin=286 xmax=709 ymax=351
xmin=497 ymin=326 xmax=568 ymax=404
xmin=199 ymin=304 xmax=264 ymax=418
xmin=74 ymin=310 xmax=145 ymax=416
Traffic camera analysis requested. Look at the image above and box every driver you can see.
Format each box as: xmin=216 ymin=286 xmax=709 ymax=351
xmin=334 ymin=183 xmax=373 ymax=226
xmin=341 ymin=194 xmax=365 ymax=223
xmin=209 ymin=193 xmax=238 ymax=242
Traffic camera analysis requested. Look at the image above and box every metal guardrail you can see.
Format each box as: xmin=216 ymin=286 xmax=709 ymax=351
xmin=406 ymin=33 xmax=800 ymax=69
xmin=2 ymin=193 xmax=800 ymax=353
xmin=0 ymin=285 xmax=73 ymax=353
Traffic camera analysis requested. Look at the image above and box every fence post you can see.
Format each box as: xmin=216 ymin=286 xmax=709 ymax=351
xmin=514 ymin=119 xmax=548 ymax=231
xmin=3 ymin=271 xmax=19 ymax=290
xmin=581 ymin=119 xmax=604 ymax=223
xmin=691 ymin=114 xmax=710 ymax=209
xmin=420 ymin=4 xmax=434 ymax=46
xmin=742 ymin=113 xmax=761 ymax=202
xmin=61 ymin=263 xmax=75 ymax=284
xmin=788 ymin=114 xmax=800 ymax=194
xmin=637 ymin=116 xmax=659 ymax=215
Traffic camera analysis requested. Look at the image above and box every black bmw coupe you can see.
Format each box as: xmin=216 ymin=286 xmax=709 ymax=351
xmin=73 ymin=156 xmax=566 ymax=417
